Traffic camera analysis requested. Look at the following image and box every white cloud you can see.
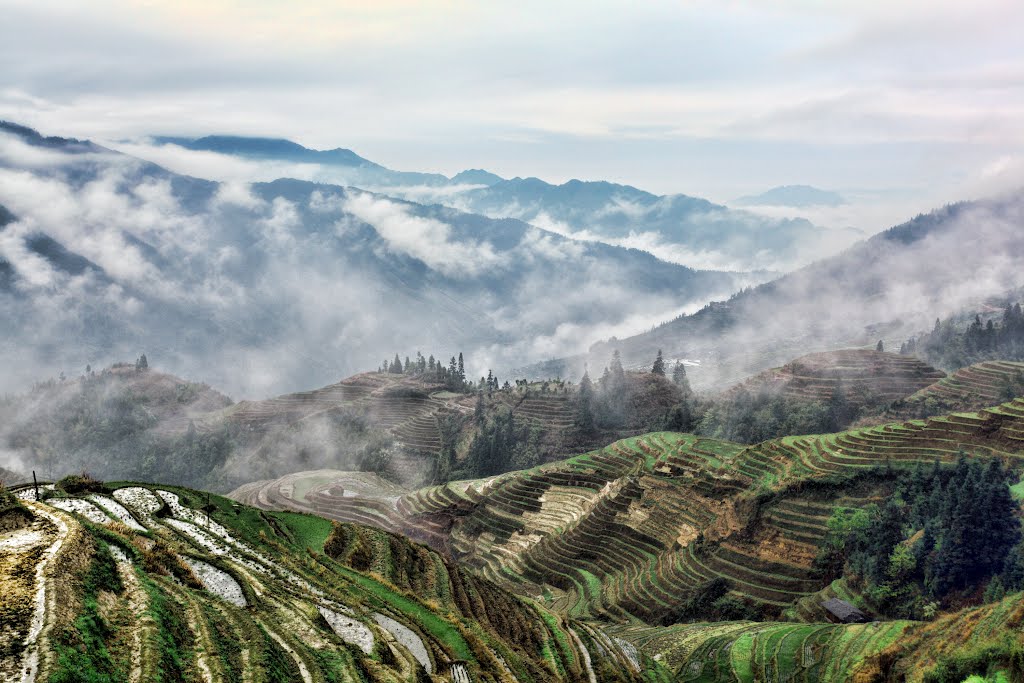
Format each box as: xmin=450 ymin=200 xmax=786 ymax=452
xmin=342 ymin=192 xmax=500 ymax=277
xmin=0 ymin=0 xmax=1020 ymax=206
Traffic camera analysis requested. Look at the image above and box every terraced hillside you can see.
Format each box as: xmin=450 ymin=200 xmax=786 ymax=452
xmin=238 ymin=398 xmax=1024 ymax=628
xmin=0 ymin=480 xmax=659 ymax=683
xmin=616 ymin=618 xmax=915 ymax=682
xmin=886 ymin=359 xmax=1024 ymax=418
xmin=721 ymin=349 xmax=945 ymax=411
xmin=615 ymin=588 xmax=1024 ymax=682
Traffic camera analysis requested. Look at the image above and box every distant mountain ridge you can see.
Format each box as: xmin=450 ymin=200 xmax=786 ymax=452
xmin=518 ymin=196 xmax=1024 ymax=389
xmin=154 ymin=134 xmax=386 ymax=169
xmin=733 ymin=184 xmax=845 ymax=208
xmin=142 ymin=133 xmax=858 ymax=271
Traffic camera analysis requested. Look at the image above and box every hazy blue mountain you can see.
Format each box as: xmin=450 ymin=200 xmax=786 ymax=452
xmin=733 ymin=184 xmax=845 ymax=208
xmin=451 ymin=168 xmax=504 ymax=185
xmin=139 ymin=134 xmax=855 ymax=272
xmin=0 ymin=122 xmax=754 ymax=397
xmin=517 ymin=197 xmax=1024 ymax=389
xmin=151 ymin=133 xmax=452 ymax=188
xmin=452 ymin=177 xmax=839 ymax=270
xmin=154 ymin=134 xmax=385 ymax=168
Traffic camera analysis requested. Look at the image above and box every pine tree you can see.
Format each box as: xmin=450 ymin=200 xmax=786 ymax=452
xmin=652 ymin=349 xmax=666 ymax=376
xmin=576 ymin=370 xmax=595 ymax=434
xmin=136 ymin=354 xmax=148 ymax=370
xmin=458 ymin=353 xmax=465 ymax=382
xmin=876 ymin=340 xmax=884 ymax=352
xmin=672 ymin=361 xmax=692 ymax=397
xmin=475 ymin=392 xmax=485 ymax=425
xmin=826 ymin=380 xmax=852 ymax=431
xmin=448 ymin=356 xmax=458 ymax=387
xmin=609 ymin=351 xmax=625 ymax=386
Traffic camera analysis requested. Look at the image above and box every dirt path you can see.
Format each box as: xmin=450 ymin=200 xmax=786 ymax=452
xmin=568 ymin=627 xmax=598 ymax=683
xmin=108 ymin=546 xmax=156 ymax=683
xmin=10 ymin=504 xmax=70 ymax=683
xmin=174 ymin=586 xmax=219 ymax=683
xmin=261 ymin=620 xmax=315 ymax=683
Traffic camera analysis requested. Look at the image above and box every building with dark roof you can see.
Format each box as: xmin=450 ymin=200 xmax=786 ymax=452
xmin=822 ymin=598 xmax=867 ymax=623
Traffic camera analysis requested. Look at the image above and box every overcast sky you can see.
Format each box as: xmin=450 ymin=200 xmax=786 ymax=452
xmin=1 ymin=0 xmax=1022 ymax=221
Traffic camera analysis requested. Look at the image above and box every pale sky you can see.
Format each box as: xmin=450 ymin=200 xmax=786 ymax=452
xmin=1 ymin=0 xmax=1023 ymax=219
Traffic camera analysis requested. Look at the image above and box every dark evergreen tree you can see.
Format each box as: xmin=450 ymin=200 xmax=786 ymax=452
xmin=474 ymin=392 xmax=485 ymax=425
xmin=826 ymin=380 xmax=854 ymax=431
xmin=575 ymin=370 xmax=595 ymax=434
xmin=672 ymin=361 xmax=692 ymax=397
xmin=652 ymin=349 xmax=666 ymax=376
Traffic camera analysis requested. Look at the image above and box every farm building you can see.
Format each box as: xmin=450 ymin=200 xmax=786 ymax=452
xmin=822 ymin=598 xmax=867 ymax=624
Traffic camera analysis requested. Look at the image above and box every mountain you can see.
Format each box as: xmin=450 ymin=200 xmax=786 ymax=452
xmin=451 ymin=168 xmax=504 ymax=186
xmin=449 ymin=177 xmax=846 ymax=271
xmin=0 ymin=122 xmax=753 ymax=398
xmin=1 ymin=480 xmax=655 ymax=682
xmin=140 ymin=134 xmax=856 ymax=272
xmin=523 ymin=197 xmax=1024 ymax=391
xmin=153 ymin=133 xmax=455 ymax=189
xmin=154 ymin=134 xmax=384 ymax=169
xmin=733 ymin=184 xmax=845 ymax=208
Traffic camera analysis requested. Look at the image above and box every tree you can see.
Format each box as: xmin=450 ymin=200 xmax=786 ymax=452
xmin=447 ymin=356 xmax=459 ymax=390
xmin=876 ymin=340 xmax=884 ymax=352
xmin=575 ymin=370 xmax=595 ymax=434
xmin=135 ymin=354 xmax=148 ymax=371
xmin=474 ymin=392 xmax=486 ymax=425
xmin=652 ymin=349 xmax=666 ymax=376
xmin=390 ymin=354 xmax=403 ymax=374
xmin=609 ymin=351 xmax=625 ymax=387
xmin=826 ymin=380 xmax=854 ymax=431
xmin=672 ymin=361 xmax=692 ymax=397
xmin=457 ymin=353 xmax=465 ymax=383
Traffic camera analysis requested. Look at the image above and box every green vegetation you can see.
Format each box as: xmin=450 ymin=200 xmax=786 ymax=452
xmin=56 ymin=472 xmax=105 ymax=494
xmin=817 ymin=457 xmax=1022 ymax=619
xmin=49 ymin=541 xmax=125 ymax=683
xmin=908 ymin=303 xmax=1024 ymax=370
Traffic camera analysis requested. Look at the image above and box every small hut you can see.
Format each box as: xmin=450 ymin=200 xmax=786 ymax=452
xmin=821 ymin=598 xmax=866 ymax=624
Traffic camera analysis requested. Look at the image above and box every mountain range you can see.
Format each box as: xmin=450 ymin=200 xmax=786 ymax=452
xmin=733 ymin=185 xmax=846 ymax=208
xmin=522 ymin=195 xmax=1024 ymax=389
xmin=142 ymin=134 xmax=862 ymax=272
xmin=0 ymin=121 xmax=758 ymax=398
